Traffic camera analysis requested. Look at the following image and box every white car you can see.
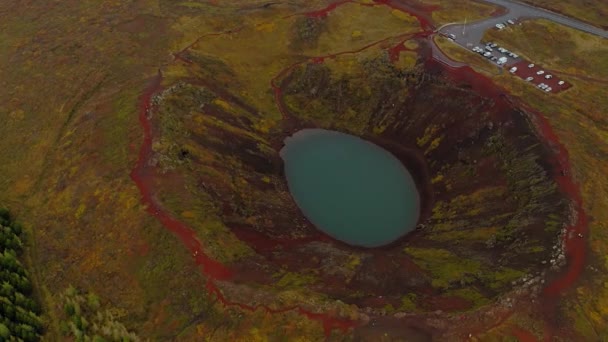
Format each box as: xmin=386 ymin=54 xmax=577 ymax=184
xmin=528 ymin=63 xmax=535 ymax=68
xmin=545 ymin=74 xmax=553 ymax=79
xmin=485 ymin=46 xmax=493 ymax=52
xmin=484 ymin=52 xmax=492 ymax=57
xmin=545 ymin=87 xmax=552 ymax=92
xmin=509 ymin=67 xmax=518 ymax=73
xmin=558 ymin=81 xmax=565 ymax=85
xmin=490 ymin=43 xmax=498 ymax=48
xmin=507 ymin=19 xmax=516 ymax=25
xmin=537 ymin=70 xmax=545 ymax=75
xmin=511 ymin=54 xmax=519 ymax=58
xmin=525 ymin=76 xmax=534 ymax=82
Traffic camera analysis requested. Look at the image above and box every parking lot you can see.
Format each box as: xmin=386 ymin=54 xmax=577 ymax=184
xmin=442 ymin=37 xmax=572 ymax=95
xmin=467 ymin=41 xmax=520 ymax=67
xmin=509 ymin=60 xmax=572 ymax=94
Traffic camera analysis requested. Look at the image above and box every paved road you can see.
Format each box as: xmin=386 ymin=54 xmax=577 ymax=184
xmin=431 ymin=0 xmax=608 ymax=68
xmin=437 ymin=0 xmax=608 ymax=52
xmin=483 ymin=0 xmax=608 ymax=38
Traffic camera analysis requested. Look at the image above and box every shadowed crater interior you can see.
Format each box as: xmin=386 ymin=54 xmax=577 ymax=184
xmin=149 ymin=47 xmax=570 ymax=314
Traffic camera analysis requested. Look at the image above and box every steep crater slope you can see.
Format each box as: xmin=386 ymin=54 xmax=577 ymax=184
xmin=147 ymin=43 xmax=570 ymax=315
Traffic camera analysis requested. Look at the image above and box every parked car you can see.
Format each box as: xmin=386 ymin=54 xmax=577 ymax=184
xmin=509 ymin=66 xmax=518 ymax=73
xmin=528 ymin=63 xmax=535 ymax=68
xmin=507 ymin=19 xmax=516 ymax=25
xmin=558 ymin=81 xmax=565 ymax=85
xmin=545 ymin=87 xmax=552 ymax=92
xmin=545 ymin=74 xmax=553 ymax=79
xmin=491 ymin=56 xmax=498 ymax=61
xmin=490 ymin=43 xmax=498 ymax=48
xmin=537 ymin=70 xmax=545 ymax=75
xmin=525 ymin=76 xmax=534 ymax=82
xmin=484 ymin=52 xmax=492 ymax=57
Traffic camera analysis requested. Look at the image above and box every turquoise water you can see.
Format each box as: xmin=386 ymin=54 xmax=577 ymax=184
xmin=280 ymin=129 xmax=420 ymax=248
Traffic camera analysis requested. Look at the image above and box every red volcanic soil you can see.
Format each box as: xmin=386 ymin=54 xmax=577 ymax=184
xmin=128 ymin=0 xmax=587 ymax=339
xmin=511 ymin=325 xmax=541 ymax=342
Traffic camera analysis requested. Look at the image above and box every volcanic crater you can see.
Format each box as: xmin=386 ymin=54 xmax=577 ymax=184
xmin=144 ymin=40 xmax=571 ymax=318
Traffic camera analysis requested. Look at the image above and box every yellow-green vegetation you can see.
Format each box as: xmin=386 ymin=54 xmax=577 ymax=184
xmin=430 ymin=226 xmax=498 ymax=242
xmin=485 ymin=19 xmax=608 ymax=79
xmin=434 ymin=36 xmax=498 ymax=75
xmin=520 ymin=0 xmax=608 ymax=29
xmin=430 ymin=187 xmax=509 ymax=230
xmin=177 ymin=2 xmax=422 ymax=133
xmin=274 ymin=271 xmax=317 ymax=289
xmin=480 ymin=268 xmax=525 ymax=290
xmin=0 ymin=208 xmax=43 ymax=341
xmin=404 ymin=248 xmax=526 ymax=295
xmin=60 ymin=286 xmax=138 ymax=341
xmin=399 ymin=294 xmax=418 ymax=311
xmin=282 ymin=47 xmax=418 ymax=134
xmin=423 ymin=0 xmax=500 ymax=25
xmin=405 ymin=247 xmax=481 ymax=289
xmin=446 ymin=288 xmax=489 ymax=307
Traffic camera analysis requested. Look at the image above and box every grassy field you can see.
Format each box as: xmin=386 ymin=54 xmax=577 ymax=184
xmin=0 ymin=0 xmax=424 ymax=339
xmin=521 ymin=0 xmax=608 ymax=29
xmin=441 ymin=20 xmax=608 ymax=340
xmin=1 ymin=0 xmax=607 ymax=340
xmin=422 ymin=0 xmax=501 ymax=25
xmin=485 ymin=19 xmax=608 ymax=80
